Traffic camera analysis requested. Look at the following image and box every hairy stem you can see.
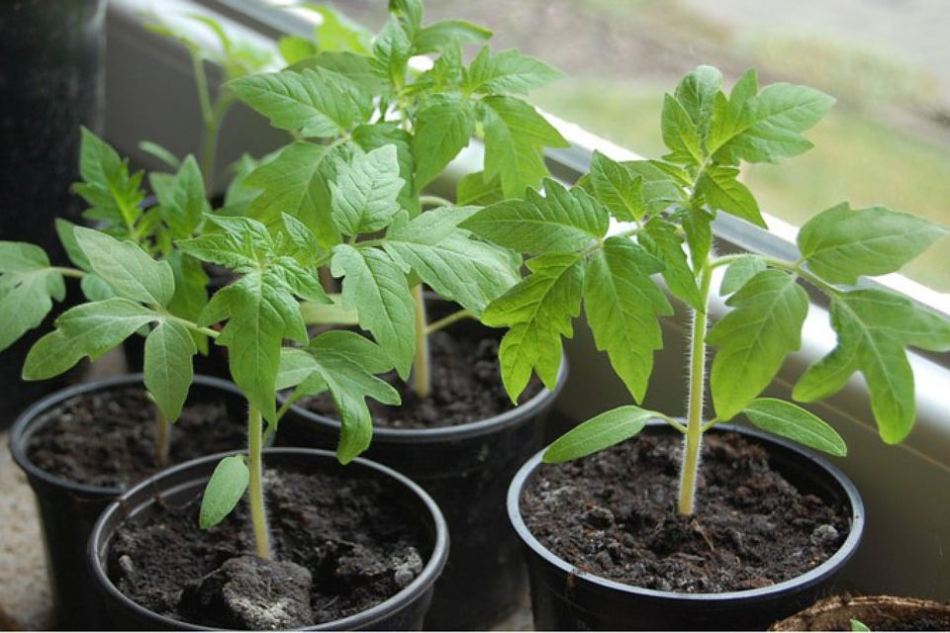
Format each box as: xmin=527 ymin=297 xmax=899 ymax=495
xmin=154 ymin=406 xmax=170 ymax=467
xmin=678 ymin=262 xmax=713 ymax=516
xmin=411 ymin=284 xmax=431 ymax=399
xmin=247 ymin=406 xmax=272 ymax=559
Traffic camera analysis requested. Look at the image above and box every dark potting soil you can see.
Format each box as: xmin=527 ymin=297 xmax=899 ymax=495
xmin=109 ymin=465 xmax=427 ymax=629
xmin=522 ymin=432 xmax=851 ymax=593
xmin=26 ymin=387 xmax=244 ymax=488
xmin=294 ymin=329 xmax=543 ymax=429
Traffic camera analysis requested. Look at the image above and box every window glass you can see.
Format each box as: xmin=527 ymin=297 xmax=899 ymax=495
xmin=280 ymin=0 xmax=950 ymax=291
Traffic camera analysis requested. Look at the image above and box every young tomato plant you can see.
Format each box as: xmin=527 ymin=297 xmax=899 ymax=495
xmin=225 ymin=0 xmax=567 ymax=399
xmin=464 ymin=65 xmax=950 ymax=515
xmin=4 ymin=206 xmax=397 ymax=559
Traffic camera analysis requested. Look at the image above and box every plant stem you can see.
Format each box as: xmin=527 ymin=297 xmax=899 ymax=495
xmin=154 ymin=406 xmax=170 ymax=467
xmin=419 ymin=194 xmax=453 ymax=208
xmin=678 ymin=262 xmax=712 ymax=516
xmin=247 ymin=406 xmax=272 ymax=559
xmin=410 ymin=284 xmax=431 ymax=399
xmin=51 ymin=266 xmax=87 ymax=279
xmin=425 ymin=308 xmax=473 ymax=335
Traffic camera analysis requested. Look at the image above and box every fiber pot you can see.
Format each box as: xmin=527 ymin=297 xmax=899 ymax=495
xmin=508 ymin=422 xmax=865 ymax=631
xmin=9 ymin=374 xmax=245 ymax=629
xmin=770 ymin=595 xmax=950 ymax=631
xmin=277 ymin=300 xmax=568 ymax=630
xmin=88 ymin=448 xmax=449 ymax=630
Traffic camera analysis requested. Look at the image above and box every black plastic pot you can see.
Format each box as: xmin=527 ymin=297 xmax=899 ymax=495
xmin=0 ymin=0 xmax=106 ymax=425
xmin=88 ymin=448 xmax=449 ymax=630
xmin=9 ymin=374 xmax=245 ymax=630
xmin=277 ymin=305 xmax=568 ymax=630
xmin=508 ymin=422 xmax=865 ymax=631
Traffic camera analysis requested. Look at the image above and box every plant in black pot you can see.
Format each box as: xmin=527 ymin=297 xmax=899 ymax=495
xmin=3 ymin=184 xmax=248 ymax=627
xmin=220 ymin=0 xmax=570 ymax=626
xmin=462 ymin=65 xmax=950 ymax=630
xmin=7 ymin=199 xmax=447 ymax=628
xmin=78 ymin=213 xmax=450 ymax=630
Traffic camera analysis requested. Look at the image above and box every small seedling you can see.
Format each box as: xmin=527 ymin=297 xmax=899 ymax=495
xmin=464 ymin=65 xmax=950 ymax=515
xmin=226 ymin=0 xmax=567 ymax=401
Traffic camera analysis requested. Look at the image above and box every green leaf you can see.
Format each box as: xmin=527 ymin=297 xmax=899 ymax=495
xmin=720 ymin=254 xmax=766 ymax=295
xmin=744 ymin=398 xmax=846 ymax=456
xmin=308 ymin=4 xmax=372 ymax=54
xmin=278 ymin=332 xmax=399 ymax=462
xmin=54 ymin=219 xmax=92 ymax=270
xmin=456 ymin=171 xmax=504 ymax=206
xmin=661 ymin=93 xmax=703 ymax=165
xmin=463 ymin=179 xmax=608 ymax=254
xmin=0 ymin=243 xmax=65 ymax=353
xmin=674 ymin=65 xmax=723 ymax=138
xmin=138 ymin=140 xmax=181 ymax=170
xmin=413 ymin=20 xmax=491 ymax=54
xmin=850 ymin=619 xmax=871 ymax=633
xmin=793 ymin=289 xmax=950 ymax=444
xmin=480 ymin=96 xmax=568 ymax=197
xmin=798 ymin=203 xmax=948 ymax=284
xmin=412 ymin=95 xmax=475 ymax=190
xmin=695 ymin=164 xmax=765 ymax=227
xmin=144 ymin=320 xmax=196 ymax=423
xmin=278 ymin=35 xmax=318 ymax=65
xmin=352 ymin=123 xmax=416 ymax=215
xmin=151 ymin=155 xmax=209 ymax=239
xmin=206 ymin=272 xmax=307 ymax=422
xmin=308 ymin=332 xmax=399 ymax=462
xmin=73 ymin=127 xmax=145 ymax=230
xmin=228 ymin=68 xmax=371 ymax=137
xmin=388 ymin=0 xmax=423 ymax=37
xmin=245 ymin=141 xmax=349 ymax=249
xmin=640 ymin=220 xmax=703 ymax=310
xmin=588 ymin=151 xmax=645 ymax=221
xmin=373 ymin=17 xmax=413 ymax=86
xmin=199 ymin=455 xmax=249 ymax=529
xmin=711 ymin=82 xmax=835 ymax=164
xmin=74 ymin=228 xmax=174 ymax=306
xmin=708 ymin=270 xmax=809 ymax=420
xmin=166 ymin=252 xmax=209 ymax=353
xmin=331 ymin=244 xmax=415 ymax=378
xmin=290 ymin=51 xmax=387 ymax=95
xmin=543 ymin=405 xmax=656 ymax=463
xmin=584 ymin=237 xmax=672 ymax=402
xmin=464 ymin=47 xmax=562 ymax=95
xmin=330 ymin=145 xmax=404 ymax=236
xmin=23 ymin=298 xmax=159 ymax=380
xmin=384 ymin=208 xmax=520 ymax=315
xmin=483 ymin=254 xmax=584 ymax=400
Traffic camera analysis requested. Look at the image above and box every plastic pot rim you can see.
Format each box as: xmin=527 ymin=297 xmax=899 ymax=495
xmin=88 ymin=447 xmax=450 ymax=631
xmin=507 ymin=421 xmax=865 ymax=603
xmin=9 ymin=373 xmax=244 ymax=498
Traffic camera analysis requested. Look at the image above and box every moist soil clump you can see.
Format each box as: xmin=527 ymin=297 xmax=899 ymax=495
xmin=522 ymin=431 xmax=850 ymax=592
xmin=294 ymin=329 xmax=543 ymax=429
xmin=109 ymin=465 xmax=427 ymax=629
xmin=26 ymin=387 xmax=244 ymax=488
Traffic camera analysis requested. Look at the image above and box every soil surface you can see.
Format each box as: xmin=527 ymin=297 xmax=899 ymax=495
xmin=109 ymin=464 xmax=427 ymax=629
xmin=294 ymin=329 xmax=543 ymax=429
xmin=522 ymin=431 xmax=851 ymax=592
xmin=771 ymin=595 xmax=950 ymax=631
xmin=26 ymin=387 xmax=244 ymax=488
